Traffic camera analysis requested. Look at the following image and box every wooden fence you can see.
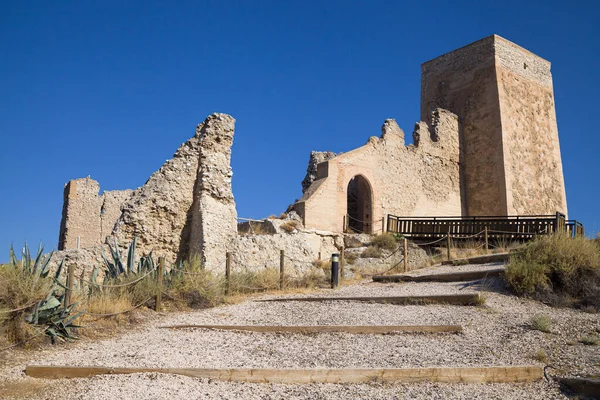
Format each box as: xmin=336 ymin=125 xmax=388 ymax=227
xmin=386 ymin=212 xmax=584 ymax=241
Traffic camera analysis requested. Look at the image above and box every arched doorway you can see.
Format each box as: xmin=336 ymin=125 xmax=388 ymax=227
xmin=346 ymin=175 xmax=372 ymax=234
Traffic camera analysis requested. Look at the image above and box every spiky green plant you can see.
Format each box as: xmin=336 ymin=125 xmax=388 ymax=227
xmin=3 ymin=243 xmax=80 ymax=344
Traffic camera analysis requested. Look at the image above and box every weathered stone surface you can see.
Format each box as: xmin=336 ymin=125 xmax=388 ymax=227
xmin=227 ymin=230 xmax=340 ymax=273
xmin=344 ymin=234 xmax=373 ymax=249
xmin=188 ymin=114 xmax=237 ymax=270
xmin=301 ymin=151 xmax=337 ymax=194
xmin=112 ymin=113 xmax=236 ymax=264
xmin=295 ymin=108 xmax=462 ymax=233
xmin=58 ymin=177 xmax=133 ymax=250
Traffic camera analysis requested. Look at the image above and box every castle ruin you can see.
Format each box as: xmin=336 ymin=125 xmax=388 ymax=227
xmin=57 ymin=35 xmax=568 ymax=269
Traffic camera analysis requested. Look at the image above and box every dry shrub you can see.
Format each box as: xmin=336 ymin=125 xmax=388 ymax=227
xmin=529 ymin=314 xmax=552 ymax=333
xmin=281 ymin=220 xmax=299 ymax=233
xmin=229 ymin=268 xmax=280 ymax=294
xmin=345 ymin=252 xmax=358 ymax=264
xmin=361 ymin=246 xmax=383 ymax=258
xmin=170 ymin=256 xmax=224 ymax=308
xmin=312 ymin=259 xmax=330 ymax=269
xmin=506 ymin=234 xmax=600 ymax=310
xmin=289 ymin=268 xmax=326 ymax=289
xmin=370 ymin=233 xmax=398 ymax=251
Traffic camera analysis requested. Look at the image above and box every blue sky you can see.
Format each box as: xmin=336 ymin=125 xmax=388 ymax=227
xmin=1 ymin=1 xmax=599 ymax=259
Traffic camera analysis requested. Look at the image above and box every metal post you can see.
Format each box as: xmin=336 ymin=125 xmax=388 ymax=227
xmin=155 ymin=257 xmax=164 ymax=312
xmin=340 ymin=247 xmax=345 ymax=282
xmin=403 ymin=238 xmax=408 ymax=272
xmin=225 ymin=252 xmax=231 ymax=296
xmin=279 ymin=250 xmax=284 ymax=290
xmin=331 ymin=253 xmax=339 ymax=289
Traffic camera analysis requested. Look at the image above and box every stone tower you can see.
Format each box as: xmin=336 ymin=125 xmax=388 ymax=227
xmin=421 ymin=34 xmax=568 ymax=216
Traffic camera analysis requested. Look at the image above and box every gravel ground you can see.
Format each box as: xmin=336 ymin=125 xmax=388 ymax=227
xmin=1 ymin=262 xmax=598 ymax=399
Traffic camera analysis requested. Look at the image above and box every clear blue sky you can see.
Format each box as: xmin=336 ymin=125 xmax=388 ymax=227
xmin=1 ymin=1 xmax=599 ymax=260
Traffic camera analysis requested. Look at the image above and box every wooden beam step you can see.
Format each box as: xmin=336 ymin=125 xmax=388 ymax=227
xmin=158 ymin=325 xmax=463 ymax=334
xmin=260 ymin=294 xmax=482 ymax=306
xmin=440 ymin=253 xmax=509 ymax=266
xmin=373 ymin=268 xmax=505 ymax=283
xmin=25 ymin=365 xmax=543 ymax=384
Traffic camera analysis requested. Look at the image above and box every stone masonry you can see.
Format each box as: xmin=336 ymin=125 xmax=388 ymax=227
xmin=57 ymin=35 xmax=570 ymax=272
xmin=295 ymin=34 xmax=568 ymax=231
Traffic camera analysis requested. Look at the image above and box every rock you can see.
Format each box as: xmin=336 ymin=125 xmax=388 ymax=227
xmin=301 ymin=151 xmax=337 ymax=194
xmin=344 ymin=234 xmax=372 ymax=248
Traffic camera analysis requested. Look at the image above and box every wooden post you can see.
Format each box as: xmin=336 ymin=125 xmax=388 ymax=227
xmin=64 ymin=264 xmax=75 ymax=307
xmin=343 ymin=215 xmax=347 ymax=233
xmin=318 ymin=252 xmax=321 ymax=261
xmin=484 ymin=227 xmax=489 ymax=253
xmin=279 ymin=250 xmax=285 ymax=290
xmin=155 ymin=257 xmax=164 ymax=312
xmin=381 ymin=217 xmax=385 ymax=234
xmin=225 ymin=252 xmax=231 ymax=296
xmin=447 ymin=234 xmax=451 ymax=261
xmin=403 ymin=238 xmax=408 ymax=272
xmin=340 ymin=247 xmax=345 ymax=282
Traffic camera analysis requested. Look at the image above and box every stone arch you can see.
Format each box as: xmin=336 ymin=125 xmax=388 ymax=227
xmin=346 ymin=175 xmax=373 ymax=234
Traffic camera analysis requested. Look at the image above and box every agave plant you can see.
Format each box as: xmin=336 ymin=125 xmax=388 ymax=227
xmin=6 ymin=243 xmax=81 ymax=343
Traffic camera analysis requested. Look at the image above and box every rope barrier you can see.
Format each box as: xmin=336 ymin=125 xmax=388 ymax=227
xmin=0 ymin=329 xmax=46 ymax=352
xmin=0 ymin=300 xmax=44 ymax=315
xmin=80 ymin=267 xmax=157 ymax=288
xmin=82 ymin=296 xmax=154 ymax=318
xmin=415 ymin=236 xmax=448 ymax=246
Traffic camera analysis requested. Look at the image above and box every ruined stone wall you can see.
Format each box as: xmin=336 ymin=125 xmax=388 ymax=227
xmin=113 ymin=114 xmax=237 ymax=265
xmin=58 ymin=177 xmax=132 ymax=250
xmin=188 ymin=114 xmax=238 ymax=270
xmin=294 ymin=109 xmax=462 ymax=233
xmin=494 ymin=36 xmax=568 ymax=215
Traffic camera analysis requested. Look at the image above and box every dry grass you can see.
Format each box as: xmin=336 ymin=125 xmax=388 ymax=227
xmin=344 ymin=252 xmax=358 ymax=264
xmin=579 ymin=335 xmax=599 ymax=346
xmin=280 ymin=220 xmax=299 ymax=233
xmin=529 ymin=314 xmax=552 ymax=333
xmin=361 ymin=246 xmax=383 ymax=258
xmin=0 ymin=264 xmax=54 ymax=345
xmin=533 ymin=349 xmax=549 ymax=363
xmin=506 ymin=234 xmax=600 ymax=310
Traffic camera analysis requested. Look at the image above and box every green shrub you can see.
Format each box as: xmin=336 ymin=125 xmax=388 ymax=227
xmin=361 ymin=246 xmax=383 ymax=258
xmin=579 ymin=335 xmax=599 ymax=346
xmin=370 ymin=233 xmax=398 ymax=251
xmin=505 ymin=234 xmax=600 ymax=310
xmin=529 ymin=314 xmax=552 ymax=333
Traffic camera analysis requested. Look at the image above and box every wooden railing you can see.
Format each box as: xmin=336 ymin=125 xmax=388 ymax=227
xmin=386 ymin=212 xmax=584 ymax=241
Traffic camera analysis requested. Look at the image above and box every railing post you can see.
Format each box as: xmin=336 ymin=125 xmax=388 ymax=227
xmin=340 ymin=247 xmax=345 ymax=282
xmin=343 ymin=215 xmax=347 ymax=233
xmin=64 ymin=264 xmax=75 ymax=307
xmin=279 ymin=250 xmax=284 ymax=290
xmin=484 ymin=227 xmax=489 ymax=253
xmin=155 ymin=257 xmax=164 ymax=312
xmin=331 ymin=253 xmax=339 ymax=289
xmin=403 ymin=238 xmax=408 ymax=272
xmin=225 ymin=252 xmax=231 ymax=296
xmin=381 ymin=217 xmax=385 ymax=234
xmin=447 ymin=233 xmax=452 ymax=261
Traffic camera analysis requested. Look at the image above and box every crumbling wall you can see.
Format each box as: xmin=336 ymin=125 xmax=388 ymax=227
xmin=301 ymin=151 xmax=337 ymax=193
xmin=113 ymin=114 xmax=236 ymax=264
xmin=58 ymin=178 xmax=132 ymax=250
xmin=187 ymin=114 xmax=238 ymax=270
xmin=294 ymin=110 xmax=462 ymax=233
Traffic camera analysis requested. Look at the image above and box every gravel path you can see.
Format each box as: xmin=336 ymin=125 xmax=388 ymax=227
xmin=1 ymin=262 xmax=598 ymax=399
